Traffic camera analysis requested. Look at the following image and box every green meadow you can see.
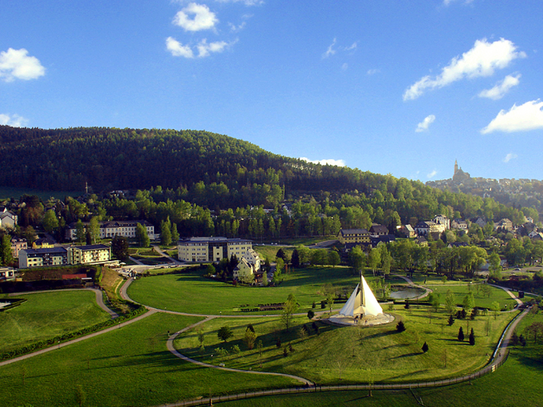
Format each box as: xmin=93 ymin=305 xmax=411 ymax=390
xmin=0 ymin=290 xmax=111 ymax=353
xmin=0 ymin=312 xmax=298 ymax=407
xmin=1 ymin=266 xmax=541 ymax=407
xmin=127 ymin=267 xmax=361 ymax=315
xmin=174 ymin=307 xmax=514 ymax=385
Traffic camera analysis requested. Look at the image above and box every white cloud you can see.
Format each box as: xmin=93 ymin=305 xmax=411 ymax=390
xmin=427 ymin=170 xmax=437 ymax=179
xmin=196 ymin=39 xmax=229 ymax=57
xmin=481 ymin=100 xmax=543 ymax=134
xmin=367 ymin=69 xmax=379 ymax=75
xmin=403 ymin=38 xmax=526 ymax=101
xmin=228 ymin=21 xmax=246 ymax=32
xmin=478 ymin=74 xmax=521 ymax=100
xmin=166 ymin=37 xmax=232 ymax=58
xmin=0 ymin=113 xmax=28 ymax=127
xmin=215 ymin=0 xmax=264 ymax=5
xmin=173 ymin=3 xmax=218 ymax=32
xmin=0 ymin=48 xmax=45 ymax=82
xmin=416 ymin=114 xmax=436 ymax=132
xmin=344 ymin=42 xmax=357 ymax=52
xmin=503 ymin=153 xmax=518 ymax=163
xmin=443 ymin=0 xmax=474 ymax=5
xmin=322 ymin=38 xmax=336 ymax=59
xmin=300 ymin=157 xmax=346 ymax=167
xmin=166 ymin=37 xmax=194 ymax=58
xmin=341 ymin=63 xmax=348 ymax=71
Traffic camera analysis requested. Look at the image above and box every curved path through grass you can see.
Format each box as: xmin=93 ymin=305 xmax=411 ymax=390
xmin=120 ymin=276 xmax=533 ymax=406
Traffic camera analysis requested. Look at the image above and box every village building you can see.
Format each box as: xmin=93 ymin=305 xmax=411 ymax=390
xmin=178 ymin=237 xmax=253 ymax=263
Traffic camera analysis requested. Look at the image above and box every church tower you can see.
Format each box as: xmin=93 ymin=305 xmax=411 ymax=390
xmin=454 ymin=160 xmax=458 ymax=177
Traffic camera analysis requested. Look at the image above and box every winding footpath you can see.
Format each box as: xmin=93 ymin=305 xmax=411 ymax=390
xmin=2 ymin=274 xmax=533 ymax=406
xmin=119 ymin=277 xmax=532 ymax=406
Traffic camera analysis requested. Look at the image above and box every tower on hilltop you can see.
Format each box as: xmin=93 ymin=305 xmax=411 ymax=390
xmin=454 ymin=160 xmax=458 ymax=177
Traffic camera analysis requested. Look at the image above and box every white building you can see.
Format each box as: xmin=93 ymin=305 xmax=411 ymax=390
xmin=178 ymin=237 xmax=253 ymax=263
xmin=66 ymin=220 xmax=156 ymax=241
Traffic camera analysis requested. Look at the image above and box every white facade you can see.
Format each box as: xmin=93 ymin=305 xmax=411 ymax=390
xmin=66 ymin=220 xmax=155 ymax=241
xmin=178 ymin=237 xmax=253 ymax=263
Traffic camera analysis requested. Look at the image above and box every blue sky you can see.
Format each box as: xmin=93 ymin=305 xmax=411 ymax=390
xmin=1 ymin=1 xmax=542 ymax=182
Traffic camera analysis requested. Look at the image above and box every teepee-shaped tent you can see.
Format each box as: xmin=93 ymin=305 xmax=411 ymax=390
xmin=339 ymin=274 xmax=383 ymax=317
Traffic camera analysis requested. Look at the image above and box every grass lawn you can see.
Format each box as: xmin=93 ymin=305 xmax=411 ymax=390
xmin=218 ymin=339 xmax=543 ymax=407
xmin=0 ymin=290 xmax=111 ymax=353
xmin=174 ymin=306 xmax=514 ymax=385
xmin=427 ymin=283 xmax=518 ymax=310
xmin=0 ymin=313 xmax=298 ymax=407
xmin=128 ymin=266 xmax=361 ymax=315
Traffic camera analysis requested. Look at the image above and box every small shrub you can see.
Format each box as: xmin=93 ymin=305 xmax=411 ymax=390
xmin=421 ymin=342 xmax=429 ymax=353
xmin=448 ymin=315 xmax=455 ymax=326
xmin=396 ymin=321 xmax=406 ymax=332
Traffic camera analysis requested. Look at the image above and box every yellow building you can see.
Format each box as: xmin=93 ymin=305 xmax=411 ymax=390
xmin=338 ymin=229 xmax=370 ymax=245
xmin=68 ymin=244 xmax=111 ymax=265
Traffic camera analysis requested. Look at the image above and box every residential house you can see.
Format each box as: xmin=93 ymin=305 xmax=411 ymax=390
xmin=0 ymin=208 xmax=17 ymax=230
xmin=32 ymin=237 xmax=55 ymax=249
xmin=495 ymin=218 xmax=513 ymax=232
xmin=178 ymin=237 xmax=253 ymax=263
xmin=369 ymin=224 xmax=389 ymax=236
xmin=10 ymin=237 xmax=27 ymax=258
xmin=433 ymin=215 xmax=451 ymax=230
xmin=396 ymin=224 xmax=416 ymax=239
xmin=451 ymin=219 xmax=468 ymax=230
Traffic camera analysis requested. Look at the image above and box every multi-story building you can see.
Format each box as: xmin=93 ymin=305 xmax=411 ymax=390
xmin=10 ymin=237 xmax=27 ymax=258
xmin=337 ymin=229 xmax=370 ymax=245
xmin=68 ymin=244 xmax=111 ymax=265
xmin=66 ymin=220 xmax=155 ymax=241
xmin=178 ymin=237 xmax=253 ymax=262
xmin=19 ymin=244 xmax=111 ymax=269
xmin=19 ymin=247 xmax=69 ymax=269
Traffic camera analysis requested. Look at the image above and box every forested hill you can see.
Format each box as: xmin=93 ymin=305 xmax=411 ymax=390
xmin=0 ymin=126 xmax=534 ymax=225
xmin=0 ymin=125 xmax=395 ymax=194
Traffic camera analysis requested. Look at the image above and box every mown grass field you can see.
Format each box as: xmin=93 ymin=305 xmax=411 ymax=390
xmin=127 ymin=266 xmax=517 ymax=316
xmin=174 ymin=305 xmax=514 ymax=385
xmin=0 ymin=290 xmax=111 ymax=353
xmin=127 ymin=266 xmax=361 ymax=315
xmin=0 ymin=312 xmax=298 ymax=407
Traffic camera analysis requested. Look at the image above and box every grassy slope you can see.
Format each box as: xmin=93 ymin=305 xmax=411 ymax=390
xmin=0 ymin=312 xmax=298 ymax=407
xmin=175 ymin=307 xmax=514 ymax=385
xmin=0 ymin=290 xmax=111 ymax=353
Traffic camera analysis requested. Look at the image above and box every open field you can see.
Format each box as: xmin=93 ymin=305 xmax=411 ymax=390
xmin=127 ymin=267 xmax=517 ymax=315
xmin=0 ymin=290 xmax=111 ymax=353
xmin=175 ymin=307 xmax=514 ymax=385
xmin=127 ymin=267 xmax=362 ymax=314
xmin=0 ymin=312 xmax=298 ymax=407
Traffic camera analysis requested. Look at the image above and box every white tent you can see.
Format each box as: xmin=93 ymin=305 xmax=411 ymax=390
xmin=339 ymin=275 xmax=383 ymax=317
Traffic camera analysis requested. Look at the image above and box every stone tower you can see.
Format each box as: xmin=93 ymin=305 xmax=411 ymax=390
xmin=454 ymin=160 xmax=458 ymax=177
